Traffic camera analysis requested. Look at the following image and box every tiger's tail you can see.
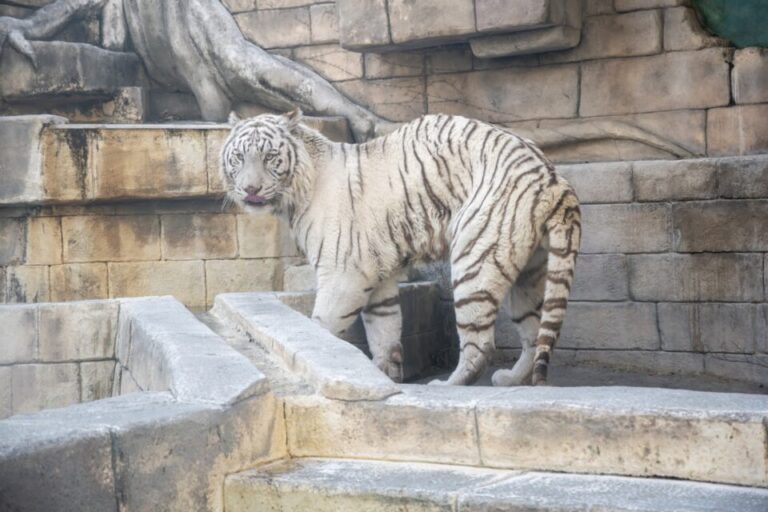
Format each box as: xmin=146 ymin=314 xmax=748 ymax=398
xmin=532 ymin=188 xmax=581 ymax=385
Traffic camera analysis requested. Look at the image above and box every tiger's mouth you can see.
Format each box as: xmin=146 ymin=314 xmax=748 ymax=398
xmin=243 ymin=194 xmax=269 ymax=205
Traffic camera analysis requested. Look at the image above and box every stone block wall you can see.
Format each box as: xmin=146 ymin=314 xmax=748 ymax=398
xmin=227 ymin=0 xmax=768 ymax=162
xmin=0 ymin=300 xmax=118 ymax=419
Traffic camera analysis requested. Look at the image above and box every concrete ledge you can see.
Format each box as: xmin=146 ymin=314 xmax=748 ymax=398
xmin=285 ymin=385 xmax=768 ymax=487
xmin=212 ymin=292 xmax=400 ymax=401
xmin=225 ymin=458 xmax=768 ymax=512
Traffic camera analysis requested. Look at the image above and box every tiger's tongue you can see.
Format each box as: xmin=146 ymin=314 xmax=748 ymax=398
xmin=245 ymin=194 xmax=267 ymax=205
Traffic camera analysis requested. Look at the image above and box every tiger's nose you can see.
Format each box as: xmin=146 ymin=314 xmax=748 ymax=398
xmin=245 ymin=185 xmax=260 ymax=195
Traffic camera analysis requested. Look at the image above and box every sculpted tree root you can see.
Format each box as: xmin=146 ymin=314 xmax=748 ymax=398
xmin=1 ymin=0 xmax=694 ymax=155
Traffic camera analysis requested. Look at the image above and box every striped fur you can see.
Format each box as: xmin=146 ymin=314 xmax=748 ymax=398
xmin=221 ymin=110 xmax=581 ymax=386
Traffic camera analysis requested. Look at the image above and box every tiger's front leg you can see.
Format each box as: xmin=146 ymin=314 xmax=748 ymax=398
xmin=311 ymin=272 xmax=372 ymax=339
xmin=362 ymin=277 xmax=404 ymax=383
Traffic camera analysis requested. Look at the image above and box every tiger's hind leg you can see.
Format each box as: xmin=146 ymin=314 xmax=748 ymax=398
xmin=362 ymin=276 xmax=404 ymax=382
xmin=491 ymin=249 xmax=547 ymax=386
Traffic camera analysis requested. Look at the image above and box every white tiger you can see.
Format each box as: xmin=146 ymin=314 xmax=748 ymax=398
xmin=220 ymin=109 xmax=581 ymax=386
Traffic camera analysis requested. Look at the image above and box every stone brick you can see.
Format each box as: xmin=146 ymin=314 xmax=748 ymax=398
xmin=40 ymin=127 xmax=87 ymax=202
xmin=222 ymin=0 xmax=257 ymax=13
xmin=541 ymin=10 xmax=662 ymax=64
xmin=161 ymin=213 xmax=237 ymax=260
xmin=260 ymin=0 xmax=324 ymax=7
xmin=62 ymin=215 xmax=160 ymax=263
xmin=707 ymin=105 xmax=768 ymax=156
xmin=50 ymin=263 xmax=109 ymax=302
xmin=337 ymin=0 xmax=390 ymax=49
xmin=283 ymin=264 xmax=317 ymax=291
xmin=507 ymin=110 xmax=706 ymax=163
xmin=585 ymin=0 xmax=614 ymax=15
xmin=658 ymin=303 xmax=763 ymax=354
xmin=6 ymin=266 xmax=50 ymax=303
xmin=25 ymin=217 xmax=62 ymax=265
xmin=237 ymin=213 xmax=298 ymax=258
xmin=733 ymin=49 xmax=768 ymax=104
xmin=205 ymin=259 xmax=282 ymax=306
xmin=426 ymin=46 xmax=473 ymax=74
xmin=570 ymin=254 xmax=629 ymax=301
xmin=294 ymin=44 xmax=364 ymax=81
xmin=88 ymin=127 xmax=208 ymax=200
xmin=80 ymin=360 xmax=116 ymax=402
xmin=310 ymin=3 xmax=339 ymax=44
xmin=388 ymin=0 xmax=475 ymax=46
xmin=336 ymin=77 xmax=425 ymax=121
xmin=0 ymin=218 xmax=25 ymax=266
xmin=704 ymin=354 xmax=768 ymax=386
xmin=560 ymin=302 xmax=659 ymax=350
xmin=580 ymin=204 xmax=670 ymax=253
xmin=11 ymin=363 xmax=80 ymax=414
xmin=633 ymin=159 xmax=717 ymax=201
xmin=38 ymin=301 xmax=118 ymax=362
xmin=556 ymin=161 xmax=633 ymax=204
xmin=427 ymin=65 xmax=578 ymax=123
xmin=206 ymin=129 xmax=228 ymax=194
xmin=364 ymin=52 xmax=424 ymax=79
xmin=572 ymin=349 xmax=705 ymax=376
xmin=615 ymin=0 xmax=688 ymax=10
xmin=0 ymin=304 xmax=37 ymax=364
xmin=664 ymin=7 xmax=726 ymax=51
xmin=672 ymin=200 xmax=768 ymax=252
xmin=109 ymin=261 xmax=206 ymax=308
xmin=580 ymin=49 xmax=731 ymax=117
xmin=716 ymin=156 xmax=768 ymax=199
xmin=475 ymin=0 xmax=568 ymax=32
xmin=470 ymin=24 xmax=582 ymax=59
xmin=628 ymin=253 xmax=764 ymax=302
xmin=0 ymin=367 xmax=10 ymax=419
xmin=235 ymin=7 xmax=311 ymax=49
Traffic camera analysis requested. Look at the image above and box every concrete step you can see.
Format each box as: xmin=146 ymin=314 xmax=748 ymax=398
xmin=0 ymin=114 xmax=352 ymax=205
xmin=225 ymin=458 xmax=768 ymax=512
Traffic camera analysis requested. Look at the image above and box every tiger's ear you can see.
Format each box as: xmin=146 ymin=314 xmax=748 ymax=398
xmin=228 ymin=111 xmax=241 ymax=125
xmin=283 ymin=107 xmax=303 ymax=132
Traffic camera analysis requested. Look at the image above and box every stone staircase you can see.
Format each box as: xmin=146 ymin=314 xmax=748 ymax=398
xmin=225 ymin=458 xmax=768 ymax=512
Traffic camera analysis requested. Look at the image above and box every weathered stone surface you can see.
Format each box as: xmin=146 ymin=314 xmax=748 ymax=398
xmin=238 ymin=213 xmax=298 ymax=258
xmin=672 ymin=200 xmax=768 ymax=252
xmin=704 ymin=354 xmax=768 ymax=386
xmin=294 ymin=44 xmax=364 ymax=81
xmin=426 ymin=47 xmax=473 ymax=74
xmin=235 ymin=7 xmax=311 ymax=49
xmin=707 ymin=104 xmax=768 ymax=156
xmin=570 ymin=349 xmax=705 ymax=376
xmin=541 ymin=10 xmax=660 ymax=64
xmin=615 ymin=0 xmax=688 ymax=10
xmin=570 ymin=254 xmax=629 ymax=301
xmin=283 ymin=264 xmax=317 ymax=291
xmin=633 ymin=158 xmax=717 ymax=201
xmin=733 ymin=48 xmax=768 ymax=104
xmin=38 ymin=301 xmax=118 ymax=362
xmin=50 ymin=263 xmax=109 ymax=302
xmin=62 ymin=215 xmax=161 ymax=263
xmin=475 ymin=0 xmax=566 ymax=32
xmin=0 ymin=218 xmax=25 ymax=266
xmin=161 ymin=213 xmax=237 ymax=260
xmin=6 ymin=265 xmax=50 ymax=303
xmin=109 ymin=261 xmax=206 ymax=307
xmin=0 ymin=41 xmax=144 ymax=99
xmin=285 ymin=389 xmax=481 ymax=464
xmin=80 ymin=360 xmax=116 ymax=402
xmin=0 ymin=115 xmax=67 ymax=204
xmin=470 ymin=24 xmax=581 ymax=58
xmin=560 ymin=302 xmax=659 ymax=350
xmin=628 ymin=253 xmax=764 ymax=302
xmin=658 ymin=303 xmax=763 ymax=354
xmin=0 ymin=304 xmax=37 ymax=364
xmin=585 ymin=0 xmax=614 ymax=15
xmin=11 ymin=363 xmax=80 ymax=414
xmin=336 ymin=77 xmax=425 ymax=121
xmin=25 ymin=216 xmax=61 ymax=265
xmin=364 ymin=52 xmax=424 ymax=79
xmin=580 ymin=204 xmax=670 ymax=253
xmin=260 ymin=0 xmax=326 ymax=8
xmin=427 ymin=65 xmax=578 ymax=123
xmin=556 ymin=161 xmax=633 ymax=204
xmin=509 ymin=109 xmax=707 ymax=163
xmin=580 ymin=49 xmax=731 ymax=117
xmin=309 ymin=3 xmax=339 ymax=44
xmin=0 ymin=367 xmax=10 ymax=419
xmin=222 ymin=0 xmax=258 ymax=13
xmin=39 ymin=126 xmax=89 ymax=202
xmin=205 ymin=259 xmax=283 ymax=306
xmin=717 ymin=156 xmax=768 ymax=199
xmin=664 ymin=7 xmax=727 ymax=51
xmin=337 ymin=0 xmax=391 ymax=50
xmin=388 ymin=0 xmax=475 ymax=46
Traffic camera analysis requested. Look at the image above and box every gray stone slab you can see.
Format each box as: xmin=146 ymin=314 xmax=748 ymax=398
xmin=337 ymin=0 xmax=390 ymax=50
xmin=717 ymin=155 xmax=768 ymax=199
xmin=0 ymin=217 xmax=25 ymax=266
xmin=556 ymin=161 xmax=633 ymax=204
xmin=580 ymin=203 xmax=671 ymax=253
xmin=633 ymin=158 xmax=718 ymax=201
xmin=672 ymin=200 xmax=768 ymax=252
xmin=0 ymin=367 xmax=11 ymax=420
xmin=80 ymin=360 xmax=116 ymax=402
xmin=0 ymin=303 xmax=37 ymax=364
xmin=560 ymin=302 xmax=659 ymax=350
xmin=570 ymin=254 xmax=629 ymax=301
xmin=704 ymin=353 xmax=768 ymax=387
xmin=0 ymin=41 xmax=144 ymax=99
xmin=733 ymin=48 xmax=768 ymax=105
xmin=11 ymin=363 xmax=80 ymax=415
xmin=38 ymin=300 xmax=118 ymax=362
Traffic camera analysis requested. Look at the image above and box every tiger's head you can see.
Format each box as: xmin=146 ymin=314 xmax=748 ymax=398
xmin=220 ymin=109 xmax=304 ymax=212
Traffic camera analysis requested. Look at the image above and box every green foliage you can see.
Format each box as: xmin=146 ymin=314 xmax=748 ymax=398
xmin=693 ymin=0 xmax=768 ymax=48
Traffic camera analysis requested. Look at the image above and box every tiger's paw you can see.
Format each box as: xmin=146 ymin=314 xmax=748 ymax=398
xmin=491 ymin=369 xmax=528 ymax=387
xmin=374 ymin=357 xmax=403 ymax=383
xmin=427 ymin=379 xmax=449 ymax=386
